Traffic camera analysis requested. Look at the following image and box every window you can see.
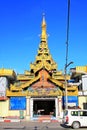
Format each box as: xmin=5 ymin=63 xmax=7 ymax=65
xmin=83 ymin=103 xmax=87 ymax=109
xmin=71 ymin=111 xmax=78 ymax=116
xmin=80 ymin=111 xmax=87 ymax=116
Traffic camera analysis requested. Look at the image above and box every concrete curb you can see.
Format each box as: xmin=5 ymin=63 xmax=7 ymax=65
xmin=0 ymin=119 xmax=21 ymax=122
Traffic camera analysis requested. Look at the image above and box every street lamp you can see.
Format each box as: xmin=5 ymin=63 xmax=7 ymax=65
xmin=64 ymin=61 xmax=74 ymax=110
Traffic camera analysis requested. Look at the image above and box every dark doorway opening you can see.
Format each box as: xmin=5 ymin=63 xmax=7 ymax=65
xmin=33 ymin=99 xmax=55 ymax=116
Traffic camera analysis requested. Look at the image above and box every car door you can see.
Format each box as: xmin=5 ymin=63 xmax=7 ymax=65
xmin=79 ymin=111 xmax=87 ymax=126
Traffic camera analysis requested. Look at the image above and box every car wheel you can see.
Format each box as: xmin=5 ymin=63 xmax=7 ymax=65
xmin=72 ymin=121 xmax=80 ymax=129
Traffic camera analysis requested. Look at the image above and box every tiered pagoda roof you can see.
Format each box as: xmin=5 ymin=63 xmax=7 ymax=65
xmin=1 ymin=14 xmax=78 ymax=97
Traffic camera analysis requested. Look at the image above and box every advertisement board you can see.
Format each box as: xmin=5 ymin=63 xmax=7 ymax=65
xmin=62 ymin=96 xmax=78 ymax=107
xmin=10 ymin=97 xmax=26 ymax=110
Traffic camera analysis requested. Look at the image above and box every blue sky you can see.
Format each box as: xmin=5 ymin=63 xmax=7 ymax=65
xmin=0 ymin=0 xmax=87 ymax=74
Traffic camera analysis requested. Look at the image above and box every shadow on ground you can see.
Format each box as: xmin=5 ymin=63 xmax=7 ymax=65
xmin=60 ymin=123 xmax=70 ymax=129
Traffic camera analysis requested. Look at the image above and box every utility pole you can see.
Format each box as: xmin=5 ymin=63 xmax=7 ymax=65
xmin=65 ymin=62 xmax=73 ymax=109
xmin=66 ymin=0 xmax=70 ymax=69
xmin=65 ymin=0 xmax=72 ymax=110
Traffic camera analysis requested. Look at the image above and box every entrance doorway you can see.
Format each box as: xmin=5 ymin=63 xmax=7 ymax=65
xmin=33 ymin=99 xmax=55 ymax=116
xmin=30 ymin=97 xmax=58 ymax=118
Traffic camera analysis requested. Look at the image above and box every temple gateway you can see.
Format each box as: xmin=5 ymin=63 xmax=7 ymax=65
xmin=0 ymin=15 xmax=78 ymax=121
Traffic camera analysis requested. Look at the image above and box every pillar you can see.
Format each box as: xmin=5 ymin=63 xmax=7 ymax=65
xmin=26 ymin=96 xmax=31 ymax=120
xmin=58 ymin=96 xmax=62 ymax=117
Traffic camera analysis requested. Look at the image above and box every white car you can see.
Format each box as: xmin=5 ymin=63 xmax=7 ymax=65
xmin=63 ymin=109 xmax=87 ymax=129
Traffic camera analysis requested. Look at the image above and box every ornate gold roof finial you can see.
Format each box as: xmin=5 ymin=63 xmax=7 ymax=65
xmin=42 ymin=13 xmax=46 ymax=26
xmin=41 ymin=13 xmax=47 ymax=42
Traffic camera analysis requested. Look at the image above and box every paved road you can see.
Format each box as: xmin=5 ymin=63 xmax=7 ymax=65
xmin=0 ymin=121 xmax=87 ymax=130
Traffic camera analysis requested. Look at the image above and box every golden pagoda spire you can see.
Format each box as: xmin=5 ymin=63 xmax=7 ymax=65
xmin=41 ymin=13 xmax=47 ymax=42
xmin=30 ymin=14 xmax=57 ymax=73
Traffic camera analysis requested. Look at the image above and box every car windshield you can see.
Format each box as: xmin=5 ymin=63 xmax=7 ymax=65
xmin=64 ymin=110 xmax=68 ymax=116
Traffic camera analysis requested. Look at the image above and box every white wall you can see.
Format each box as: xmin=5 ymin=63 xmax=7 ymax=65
xmin=0 ymin=77 xmax=8 ymax=97
xmin=82 ymin=75 xmax=87 ymax=91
